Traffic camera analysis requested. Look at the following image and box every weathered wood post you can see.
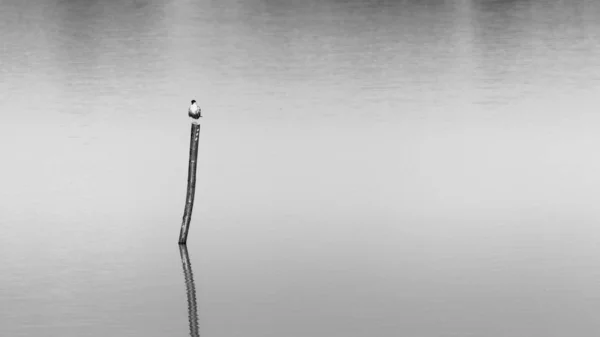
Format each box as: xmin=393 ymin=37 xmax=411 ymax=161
xmin=179 ymin=244 xmax=200 ymax=337
xmin=179 ymin=121 xmax=201 ymax=244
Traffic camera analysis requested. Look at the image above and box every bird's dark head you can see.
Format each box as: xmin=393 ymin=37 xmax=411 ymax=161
xmin=191 ymin=100 xmax=196 ymax=104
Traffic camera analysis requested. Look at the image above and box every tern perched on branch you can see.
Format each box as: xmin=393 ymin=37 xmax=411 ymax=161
xmin=188 ymin=100 xmax=202 ymax=120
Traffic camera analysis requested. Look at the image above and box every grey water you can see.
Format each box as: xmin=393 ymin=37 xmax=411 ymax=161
xmin=3 ymin=0 xmax=600 ymax=335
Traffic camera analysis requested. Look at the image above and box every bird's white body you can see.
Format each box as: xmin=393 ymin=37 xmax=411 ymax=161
xmin=188 ymin=102 xmax=201 ymax=124
xmin=189 ymin=103 xmax=200 ymax=115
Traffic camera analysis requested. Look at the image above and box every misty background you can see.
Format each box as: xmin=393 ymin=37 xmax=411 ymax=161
xmin=2 ymin=0 xmax=600 ymax=336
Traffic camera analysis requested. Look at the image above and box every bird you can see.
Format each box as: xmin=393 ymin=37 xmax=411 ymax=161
xmin=188 ymin=100 xmax=202 ymax=119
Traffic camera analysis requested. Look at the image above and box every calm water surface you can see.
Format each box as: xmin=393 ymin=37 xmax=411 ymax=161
xmin=3 ymin=0 xmax=600 ymax=336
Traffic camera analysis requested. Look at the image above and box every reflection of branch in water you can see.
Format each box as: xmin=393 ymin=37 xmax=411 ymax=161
xmin=179 ymin=244 xmax=200 ymax=337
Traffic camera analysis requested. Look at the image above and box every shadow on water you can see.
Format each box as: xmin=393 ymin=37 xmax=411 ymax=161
xmin=179 ymin=244 xmax=200 ymax=337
